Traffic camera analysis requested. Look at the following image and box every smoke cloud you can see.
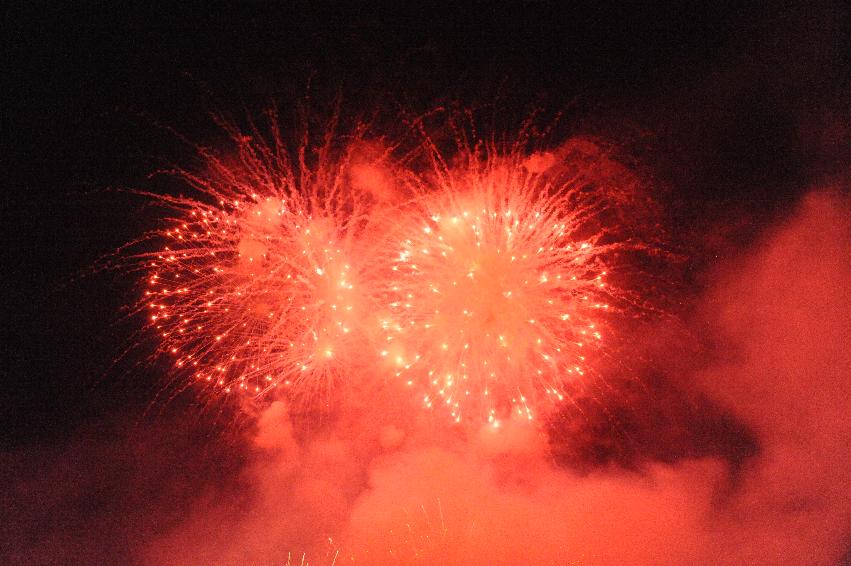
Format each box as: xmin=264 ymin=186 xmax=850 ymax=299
xmin=7 ymin=189 xmax=846 ymax=564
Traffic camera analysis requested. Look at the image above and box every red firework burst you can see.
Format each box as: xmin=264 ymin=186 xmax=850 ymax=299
xmin=133 ymin=113 xmax=398 ymax=406
xmin=129 ymin=109 xmax=653 ymax=424
xmin=376 ymin=129 xmax=648 ymax=424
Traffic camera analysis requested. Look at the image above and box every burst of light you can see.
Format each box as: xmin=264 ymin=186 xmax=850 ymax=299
xmin=132 ymin=117 xmax=391 ymax=405
xmin=378 ymin=142 xmax=624 ymax=423
xmin=129 ymin=111 xmax=649 ymax=423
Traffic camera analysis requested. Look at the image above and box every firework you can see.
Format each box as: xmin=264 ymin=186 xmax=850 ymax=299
xmin=131 ymin=110 xmax=650 ymax=422
xmin=136 ymin=114 xmax=394 ymax=405
xmin=376 ymin=134 xmax=641 ymax=425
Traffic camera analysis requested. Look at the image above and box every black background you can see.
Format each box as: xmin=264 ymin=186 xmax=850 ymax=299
xmin=2 ymin=2 xmax=847 ymax=444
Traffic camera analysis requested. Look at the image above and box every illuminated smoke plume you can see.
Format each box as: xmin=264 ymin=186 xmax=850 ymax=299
xmin=8 ymin=116 xmax=847 ymax=566
xmin=142 ymin=190 xmax=848 ymax=566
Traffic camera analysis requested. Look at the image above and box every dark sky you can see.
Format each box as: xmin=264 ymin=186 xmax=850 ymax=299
xmin=2 ymin=1 xmax=847 ymax=445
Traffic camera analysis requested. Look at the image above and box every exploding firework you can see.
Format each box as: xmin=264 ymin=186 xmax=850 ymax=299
xmin=376 ymin=132 xmax=645 ymax=424
xmin=133 ymin=112 xmax=398 ymax=406
xmin=129 ymin=108 xmax=655 ymax=422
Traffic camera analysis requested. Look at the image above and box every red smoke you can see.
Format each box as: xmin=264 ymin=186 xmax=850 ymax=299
xmin=137 ymin=190 xmax=849 ymax=564
xmin=3 ymin=120 xmax=848 ymax=564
